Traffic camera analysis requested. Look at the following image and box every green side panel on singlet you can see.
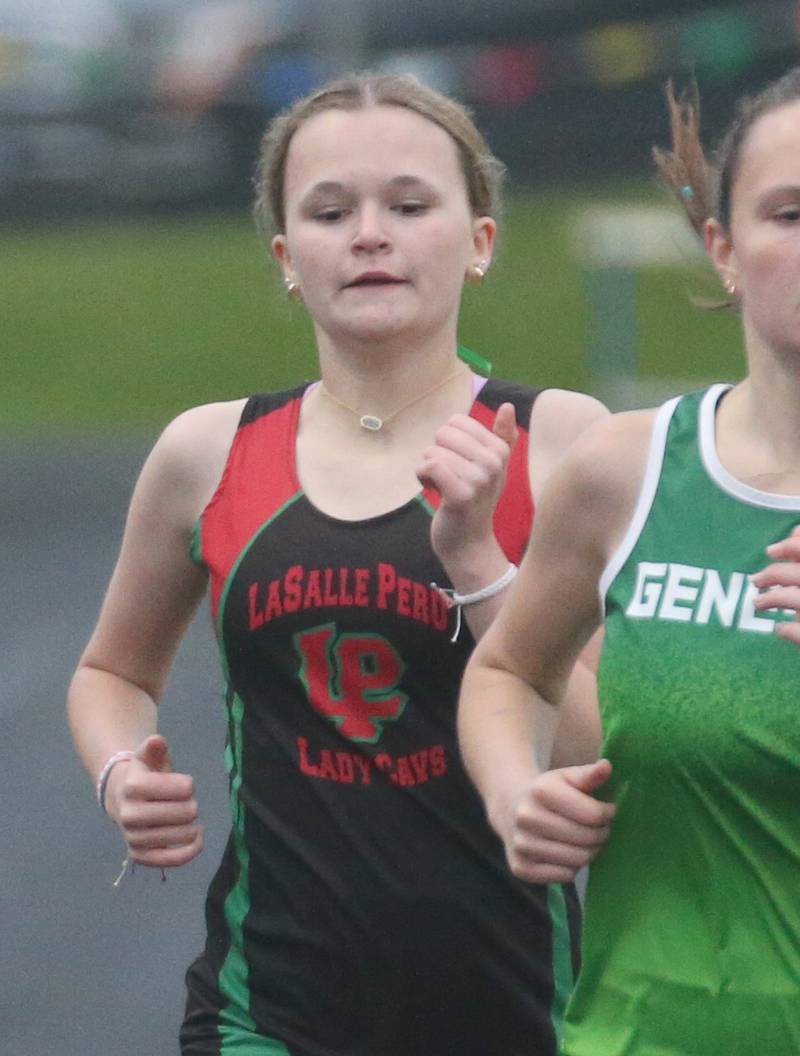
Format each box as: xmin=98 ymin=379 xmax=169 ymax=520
xmin=563 ymin=387 xmax=800 ymax=1056
xmin=211 ymin=493 xmax=304 ymax=1042
xmin=218 ymin=689 xmax=258 ymax=1041
xmin=190 ymin=518 xmax=204 ymax=568
xmin=217 ymin=1030 xmax=291 ymax=1055
xmin=547 ymin=884 xmax=575 ymax=1048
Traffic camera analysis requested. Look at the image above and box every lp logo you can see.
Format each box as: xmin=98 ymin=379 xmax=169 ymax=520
xmin=294 ymin=623 xmax=408 ymax=742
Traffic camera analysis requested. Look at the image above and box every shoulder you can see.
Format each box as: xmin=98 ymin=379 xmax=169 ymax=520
xmin=529 ymin=388 xmax=609 ymax=444
xmin=135 ymin=398 xmax=248 ymax=526
xmin=527 ymin=388 xmax=609 ymax=496
xmin=154 ymin=398 xmax=246 ymax=475
xmin=158 ymin=398 xmax=247 ymax=447
xmin=539 ymin=407 xmax=660 ymax=559
xmin=562 ymin=406 xmax=659 ymax=488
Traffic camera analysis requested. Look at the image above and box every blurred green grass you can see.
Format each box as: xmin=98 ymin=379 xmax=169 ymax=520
xmin=2 ymin=184 xmax=744 ymax=435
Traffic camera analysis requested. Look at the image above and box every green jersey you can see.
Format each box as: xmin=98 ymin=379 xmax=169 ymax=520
xmin=563 ymin=386 xmax=800 ymax=1055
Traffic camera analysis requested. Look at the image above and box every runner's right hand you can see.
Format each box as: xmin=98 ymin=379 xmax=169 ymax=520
xmin=105 ymin=734 xmax=204 ymax=869
xmin=497 ymin=759 xmax=615 ymax=885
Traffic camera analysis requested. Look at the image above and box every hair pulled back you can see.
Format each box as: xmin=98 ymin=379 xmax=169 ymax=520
xmin=254 ymin=72 xmax=506 ymax=236
xmin=653 ymin=67 xmax=800 ymax=308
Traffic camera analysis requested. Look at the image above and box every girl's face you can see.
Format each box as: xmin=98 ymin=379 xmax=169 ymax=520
xmin=272 ymin=104 xmax=495 ymax=348
xmin=707 ymin=99 xmax=800 ymax=362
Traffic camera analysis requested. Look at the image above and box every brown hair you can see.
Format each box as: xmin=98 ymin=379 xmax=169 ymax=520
xmin=254 ymin=72 xmax=506 ymax=236
xmin=653 ymin=68 xmax=800 ymax=307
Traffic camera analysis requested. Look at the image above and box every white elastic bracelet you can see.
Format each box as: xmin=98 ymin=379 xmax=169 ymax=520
xmin=451 ymin=563 xmax=519 ymax=606
xmin=96 ymin=750 xmax=135 ymax=812
xmin=432 ymin=563 xmax=519 ymax=642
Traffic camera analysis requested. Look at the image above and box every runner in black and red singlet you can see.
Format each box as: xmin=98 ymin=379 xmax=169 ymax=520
xmin=68 ymin=72 xmax=606 ymax=1056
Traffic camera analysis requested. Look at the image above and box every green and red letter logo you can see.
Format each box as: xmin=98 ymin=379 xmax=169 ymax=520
xmin=294 ymin=623 xmax=407 ymax=742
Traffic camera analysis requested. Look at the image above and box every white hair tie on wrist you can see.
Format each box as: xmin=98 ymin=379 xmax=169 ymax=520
xmin=432 ymin=563 xmax=519 ymax=642
xmin=96 ymin=750 xmax=135 ymax=812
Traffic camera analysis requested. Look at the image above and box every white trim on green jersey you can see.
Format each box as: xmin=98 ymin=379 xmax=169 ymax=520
xmin=699 ymin=383 xmax=800 ymax=511
xmin=598 ymin=395 xmax=680 ymax=608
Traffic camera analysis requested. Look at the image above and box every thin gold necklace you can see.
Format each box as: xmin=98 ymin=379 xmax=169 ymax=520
xmin=319 ymin=364 xmax=465 ymax=431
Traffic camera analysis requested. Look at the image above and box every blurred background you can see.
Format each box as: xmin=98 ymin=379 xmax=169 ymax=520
xmin=1 ymin=2 xmax=797 ymax=1053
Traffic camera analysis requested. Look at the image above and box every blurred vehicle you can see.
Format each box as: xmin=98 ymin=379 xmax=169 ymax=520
xmin=0 ymin=0 xmax=798 ymax=218
xmin=0 ymin=0 xmax=304 ymax=216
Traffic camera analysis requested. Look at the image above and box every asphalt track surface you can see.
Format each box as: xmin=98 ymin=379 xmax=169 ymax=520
xmin=2 ymin=438 xmax=232 ymax=1055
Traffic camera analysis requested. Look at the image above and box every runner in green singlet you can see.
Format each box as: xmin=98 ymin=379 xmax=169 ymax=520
xmin=459 ymin=67 xmax=800 ymax=1055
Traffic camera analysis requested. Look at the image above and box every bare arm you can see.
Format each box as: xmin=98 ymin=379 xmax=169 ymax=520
xmin=458 ymin=412 xmax=653 ymax=882
xmin=526 ymin=389 xmax=609 ymax=765
xmin=549 ymin=640 xmax=604 ymax=769
xmin=67 ymin=401 xmax=241 ymax=867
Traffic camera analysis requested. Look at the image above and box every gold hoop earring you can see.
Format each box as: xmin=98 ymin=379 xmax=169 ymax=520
xmin=725 ymin=277 xmax=737 ymax=298
xmin=285 ymin=278 xmax=302 ymax=301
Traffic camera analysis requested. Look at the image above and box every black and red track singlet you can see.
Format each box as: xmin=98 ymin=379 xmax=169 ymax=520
xmin=181 ymin=377 xmax=580 ymax=1056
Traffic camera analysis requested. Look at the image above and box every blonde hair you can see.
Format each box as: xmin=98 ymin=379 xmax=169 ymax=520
xmin=254 ymin=72 xmax=505 ymax=235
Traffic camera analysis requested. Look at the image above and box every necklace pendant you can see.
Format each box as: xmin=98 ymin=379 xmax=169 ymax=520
xmin=360 ymin=414 xmax=383 ymax=431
